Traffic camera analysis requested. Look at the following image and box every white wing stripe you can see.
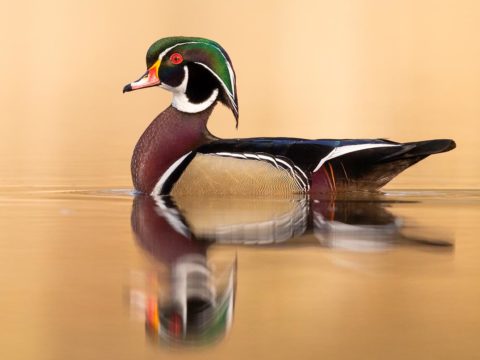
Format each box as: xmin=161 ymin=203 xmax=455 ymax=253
xmin=313 ymin=143 xmax=400 ymax=172
xmin=216 ymin=152 xmax=246 ymax=159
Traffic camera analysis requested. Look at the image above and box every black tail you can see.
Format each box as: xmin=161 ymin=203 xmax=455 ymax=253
xmin=326 ymin=139 xmax=456 ymax=191
xmin=381 ymin=139 xmax=456 ymax=161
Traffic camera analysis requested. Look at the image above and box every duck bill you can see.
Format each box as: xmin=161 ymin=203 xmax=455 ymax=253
xmin=123 ymin=60 xmax=160 ymax=93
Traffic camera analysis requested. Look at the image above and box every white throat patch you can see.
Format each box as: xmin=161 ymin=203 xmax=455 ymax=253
xmin=160 ymin=66 xmax=219 ymax=114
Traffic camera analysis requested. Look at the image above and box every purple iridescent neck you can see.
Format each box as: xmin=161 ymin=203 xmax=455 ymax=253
xmin=131 ymin=105 xmax=216 ymax=194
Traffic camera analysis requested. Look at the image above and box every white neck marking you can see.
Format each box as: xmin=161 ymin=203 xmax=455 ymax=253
xmin=157 ymin=41 xmax=235 ymax=99
xmin=160 ymin=66 xmax=219 ymax=114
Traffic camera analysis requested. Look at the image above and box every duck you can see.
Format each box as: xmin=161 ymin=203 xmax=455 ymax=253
xmin=123 ymin=36 xmax=455 ymax=196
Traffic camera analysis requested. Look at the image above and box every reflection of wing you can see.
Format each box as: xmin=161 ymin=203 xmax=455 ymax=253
xmin=170 ymin=196 xmax=309 ymax=245
xmin=314 ymin=214 xmax=403 ymax=251
xmin=312 ymin=199 xmax=403 ymax=251
xmin=135 ymin=193 xmax=452 ymax=253
xmin=311 ymin=199 xmax=452 ymax=250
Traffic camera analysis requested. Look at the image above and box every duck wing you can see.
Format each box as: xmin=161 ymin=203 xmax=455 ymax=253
xmin=156 ymin=138 xmax=455 ymax=195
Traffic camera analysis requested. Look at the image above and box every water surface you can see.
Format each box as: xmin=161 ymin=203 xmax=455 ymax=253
xmin=1 ymin=188 xmax=479 ymax=359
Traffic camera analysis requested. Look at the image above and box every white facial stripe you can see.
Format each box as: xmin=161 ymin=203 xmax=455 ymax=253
xmin=151 ymin=151 xmax=192 ymax=196
xmin=163 ymin=66 xmax=219 ymax=113
xmin=157 ymin=42 xmax=198 ymax=64
xmin=313 ymin=143 xmax=400 ymax=172
xmin=156 ymin=41 xmax=236 ymax=100
xmin=194 ymin=62 xmax=237 ymax=110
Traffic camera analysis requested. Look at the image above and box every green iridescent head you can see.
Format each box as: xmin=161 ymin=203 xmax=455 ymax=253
xmin=124 ymin=36 xmax=238 ymax=124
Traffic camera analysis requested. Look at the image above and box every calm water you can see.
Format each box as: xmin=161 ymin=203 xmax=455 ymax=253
xmin=1 ymin=187 xmax=480 ymax=359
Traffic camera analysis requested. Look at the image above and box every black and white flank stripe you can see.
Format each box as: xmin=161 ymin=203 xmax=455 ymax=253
xmin=214 ymin=151 xmax=310 ymax=191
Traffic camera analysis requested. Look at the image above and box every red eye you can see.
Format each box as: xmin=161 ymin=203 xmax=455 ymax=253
xmin=169 ymin=53 xmax=183 ymax=65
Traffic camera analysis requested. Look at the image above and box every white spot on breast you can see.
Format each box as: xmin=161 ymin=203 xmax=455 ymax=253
xmin=151 ymin=152 xmax=193 ymax=196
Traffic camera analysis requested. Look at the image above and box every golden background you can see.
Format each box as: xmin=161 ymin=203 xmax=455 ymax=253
xmin=1 ymin=3 xmax=480 ymax=359
xmin=1 ymin=0 xmax=479 ymax=189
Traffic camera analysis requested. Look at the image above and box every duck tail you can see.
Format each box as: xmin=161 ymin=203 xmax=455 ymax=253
xmin=381 ymin=139 xmax=456 ymax=160
xmin=311 ymin=139 xmax=456 ymax=192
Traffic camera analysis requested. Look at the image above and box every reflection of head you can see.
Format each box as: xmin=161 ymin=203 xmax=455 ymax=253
xmin=145 ymin=255 xmax=236 ymax=346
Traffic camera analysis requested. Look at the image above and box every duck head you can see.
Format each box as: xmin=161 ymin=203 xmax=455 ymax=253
xmin=123 ymin=37 xmax=238 ymax=125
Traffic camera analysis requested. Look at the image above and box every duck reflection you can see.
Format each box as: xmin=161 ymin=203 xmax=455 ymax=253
xmin=129 ymin=193 xmax=451 ymax=346
xmin=130 ymin=195 xmax=236 ymax=346
xmin=137 ymin=194 xmax=451 ymax=249
xmin=313 ymin=198 xmax=403 ymax=251
xmin=143 ymin=253 xmax=236 ymax=346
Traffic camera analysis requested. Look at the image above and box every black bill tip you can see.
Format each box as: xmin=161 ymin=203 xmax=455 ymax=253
xmin=123 ymin=84 xmax=132 ymax=93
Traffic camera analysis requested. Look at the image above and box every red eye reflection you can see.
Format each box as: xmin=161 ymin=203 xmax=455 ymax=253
xmin=169 ymin=53 xmax=183 ymax=65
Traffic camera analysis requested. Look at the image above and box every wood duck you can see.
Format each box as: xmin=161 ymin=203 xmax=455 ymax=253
xmin=124 ymin=37 xmax=456 ymax=196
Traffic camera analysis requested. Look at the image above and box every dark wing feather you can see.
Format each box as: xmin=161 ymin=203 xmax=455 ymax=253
xmin=197 ymin=138 xmax=455 ymax=192
xmin=315 ymin=139 xmax=456 ymax=191
xmin=197 ymin=137 xmax=400 ymax=172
